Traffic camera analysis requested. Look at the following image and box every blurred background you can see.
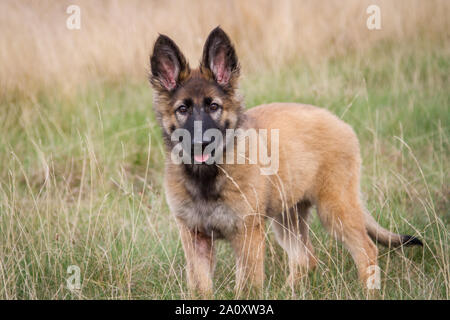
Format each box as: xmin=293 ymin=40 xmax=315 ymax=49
xmin=1 ymin=0 xmax=448 ymax=94
xmin=0 ymin=0 xmax=448 ymax=299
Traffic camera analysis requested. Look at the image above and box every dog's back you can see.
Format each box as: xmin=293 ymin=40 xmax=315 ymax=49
xmin=245 ymin=102 xmax=360 ymax=210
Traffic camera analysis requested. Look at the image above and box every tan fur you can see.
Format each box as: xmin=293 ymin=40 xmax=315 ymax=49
xmin=150 ymin=28 xmax=421 ymax=298
xmin=164 ymin=103 xmax=380 ymax=296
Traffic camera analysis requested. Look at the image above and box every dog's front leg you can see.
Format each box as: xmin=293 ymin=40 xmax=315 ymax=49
xmin=177 ymin=220 xmax=215 ymax=298
xmin=231 ymin=215 xmax=265 ymax=297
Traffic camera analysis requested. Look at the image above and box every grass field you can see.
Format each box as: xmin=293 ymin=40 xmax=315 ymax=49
xmin=0 ymin=0 xmax=448 ymax=299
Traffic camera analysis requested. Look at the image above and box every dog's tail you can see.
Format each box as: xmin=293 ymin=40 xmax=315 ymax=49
xmin=364 ymin=211 xmax=423 ymax=247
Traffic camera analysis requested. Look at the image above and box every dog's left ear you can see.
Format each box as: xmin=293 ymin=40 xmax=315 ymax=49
xmin=201 ymin=27 xmax=239 ymax=88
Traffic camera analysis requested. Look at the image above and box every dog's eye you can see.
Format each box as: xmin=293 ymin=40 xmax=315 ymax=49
xmin=209 ymin=103 xmax=220 ymax=112
xmin=176 ymin=105 xmax=188 ymax=114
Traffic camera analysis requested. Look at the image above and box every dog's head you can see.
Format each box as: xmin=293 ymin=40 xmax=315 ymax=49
xmin=149 ymin=27 xmax=242 ymax=167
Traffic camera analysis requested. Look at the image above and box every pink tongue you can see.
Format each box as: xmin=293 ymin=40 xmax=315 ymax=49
xmin=194 ymin=154 xmax=210 ymax=163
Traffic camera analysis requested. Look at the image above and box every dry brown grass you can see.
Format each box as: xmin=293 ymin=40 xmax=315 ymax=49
xmin=1 ymin=0 xmax=449 ymax=95
xmin=0 ymin=0 xmax=448 ymax=300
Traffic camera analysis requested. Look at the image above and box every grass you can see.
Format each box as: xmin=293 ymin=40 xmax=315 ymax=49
xmin=0 ymin=37 xmax=448 ymax=299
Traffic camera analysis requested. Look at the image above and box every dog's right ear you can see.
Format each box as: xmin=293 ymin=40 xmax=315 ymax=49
xmin=150 ymin=35 xmax=189 ymax=93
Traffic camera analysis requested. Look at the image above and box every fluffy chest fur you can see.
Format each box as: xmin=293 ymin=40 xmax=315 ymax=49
xmin=175 ymin=198 xmax=240 ymax=239
xmin=165 ymin=164 xmax=242 ymax=239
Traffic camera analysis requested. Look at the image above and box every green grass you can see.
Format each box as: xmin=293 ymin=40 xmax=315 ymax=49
xmin=0 ymin=42 xmax=448 ymax=299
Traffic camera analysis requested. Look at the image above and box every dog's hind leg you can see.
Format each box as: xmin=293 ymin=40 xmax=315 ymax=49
xmin=272 ymin=201 xmax=317 ymax=285
xmin=316 ymin=188 xmax=379 ymax=289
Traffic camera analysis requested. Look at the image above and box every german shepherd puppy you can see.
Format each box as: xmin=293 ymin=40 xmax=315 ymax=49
xmin=149 ymin=27 xmax=422 ymax=297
